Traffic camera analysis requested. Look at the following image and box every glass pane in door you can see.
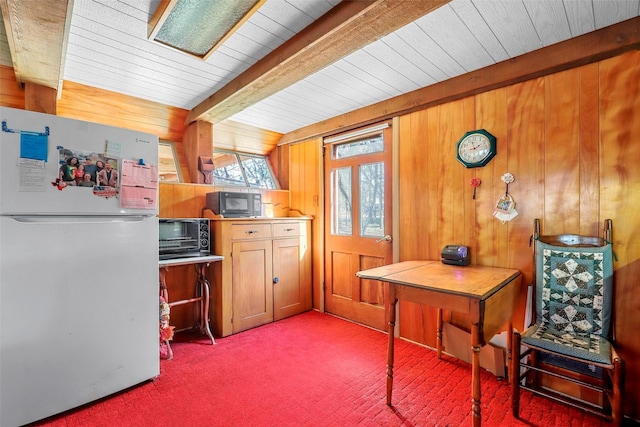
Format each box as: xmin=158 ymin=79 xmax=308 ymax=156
xmin=331 ymin=167 xmax=352 ymax=236
xmin=359 ymin=162 xmax=384 ymax=237
xmin=333 ymin=135 xmax=383 ymax=159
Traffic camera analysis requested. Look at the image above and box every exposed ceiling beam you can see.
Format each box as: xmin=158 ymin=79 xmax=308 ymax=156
xmin=186 ymin=0 xmax=449 ymax=125
xmin=0 ymin=0 xmax=73 ymax=91
xmin=278 ymin=16 xmax=640 ymax=146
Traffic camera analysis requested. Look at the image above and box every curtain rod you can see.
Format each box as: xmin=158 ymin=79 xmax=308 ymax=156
xmin=323 ymin=123 xmax=390 ymax=144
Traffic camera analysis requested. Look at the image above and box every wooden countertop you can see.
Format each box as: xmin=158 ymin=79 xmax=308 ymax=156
xmin=159 ymin=255 xmax=224 ymax=267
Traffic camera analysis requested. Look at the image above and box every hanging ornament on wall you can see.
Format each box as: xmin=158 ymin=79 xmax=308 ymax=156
xmin=470 ymin=177 xmax=481 ymax=199
xmin=493 ymin=173 xmax=518 ymax=223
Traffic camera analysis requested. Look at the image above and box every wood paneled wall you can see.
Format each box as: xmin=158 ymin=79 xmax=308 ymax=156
xmin=56 ymin=80 xmax=189 ymax=142
xmin=289 ymin=139 xmax=323 ymax=308
xmin=54 ymin=80 xmax=197 ymax=185
xmin=0 ymin=65 xmax=24 ymax=109
xmin=394 ymin=50 xmax=640 ymax=417
xmin=159 ymin=183 xmax=290 ymax=219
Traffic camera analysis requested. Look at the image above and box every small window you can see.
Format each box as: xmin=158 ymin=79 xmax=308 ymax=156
xmin=158 ymin=141 xmax=182 ymax=182
xmin=212 ymin=150 xmax=279 ymax=189
xmin=333 ymin=135 xmax=383 ymax=159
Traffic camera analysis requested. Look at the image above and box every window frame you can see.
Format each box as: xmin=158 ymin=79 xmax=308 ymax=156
xmin=212 ymin=149 xmax=280 ymax=189
xmin=158 ymin=141 xmax=183 ymax=183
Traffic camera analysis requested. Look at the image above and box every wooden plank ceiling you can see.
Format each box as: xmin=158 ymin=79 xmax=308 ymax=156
xmin=0 ymin=0 xmax=639 ymax=141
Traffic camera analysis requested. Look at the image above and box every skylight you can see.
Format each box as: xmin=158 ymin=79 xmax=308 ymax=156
xmin=148 ymin=0 xmax=264 ymax=60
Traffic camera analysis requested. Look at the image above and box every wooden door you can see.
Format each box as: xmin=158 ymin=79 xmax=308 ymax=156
xmin=273 ymin=235 xmax=311 ymax=320
xmin=323 ymin=124 xmax=393 ymax=331
xmin=232 ymin=239 xmax=273 ymax=333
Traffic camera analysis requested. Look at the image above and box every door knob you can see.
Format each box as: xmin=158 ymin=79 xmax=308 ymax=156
xmin=376 ymin=235 xmax=392 ymax=243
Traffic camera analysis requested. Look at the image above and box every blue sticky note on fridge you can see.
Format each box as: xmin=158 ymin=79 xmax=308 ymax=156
xmin=20 ymin=133 xmax=48 ymax=162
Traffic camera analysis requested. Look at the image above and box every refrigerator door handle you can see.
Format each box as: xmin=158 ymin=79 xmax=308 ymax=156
xmin=9 ymin=215 xmax=152 ymax=224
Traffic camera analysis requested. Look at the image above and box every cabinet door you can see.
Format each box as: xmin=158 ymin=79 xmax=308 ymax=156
xmin=273 ymin=236 xmax=311 ymax=321
xmin=232 ymin=239 xmax=273 ymax=333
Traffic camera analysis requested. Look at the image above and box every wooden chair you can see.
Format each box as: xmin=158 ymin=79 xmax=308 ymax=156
xmin=511 ymin=219 xmax=625 ymax=426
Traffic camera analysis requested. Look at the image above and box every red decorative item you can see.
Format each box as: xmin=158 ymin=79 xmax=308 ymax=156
xmin=51 ymin=178 xmax=67 ymax=190
xmin=470 ymin=178 xmax=481 ymax=199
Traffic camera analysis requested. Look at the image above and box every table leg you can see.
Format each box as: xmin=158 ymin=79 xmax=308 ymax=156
xmin=436 ymin=308 xmax=443 ymax=359
xmin=197 ymin=263 xmax=215 ymax=345
xmin=471 ymin=324 xmax=482 ymax=427
xmin=506 ymin=320 xmax=512 ymax=384
xmin=386 ymin=284 xmax=397 ymax=406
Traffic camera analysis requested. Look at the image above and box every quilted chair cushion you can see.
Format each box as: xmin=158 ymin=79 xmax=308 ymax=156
xmin=521 ymin=240 xmax=614 ymax=364
xmin=521 ymin=322 xmax=612 ymax=364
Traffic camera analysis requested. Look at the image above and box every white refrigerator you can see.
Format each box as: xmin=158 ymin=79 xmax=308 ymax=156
xmin=0 ymin=107 xmax=160 ymax=427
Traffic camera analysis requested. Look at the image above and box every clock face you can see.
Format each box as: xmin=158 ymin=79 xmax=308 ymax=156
xmin=456 ymin=130 xmax=496 ymax=168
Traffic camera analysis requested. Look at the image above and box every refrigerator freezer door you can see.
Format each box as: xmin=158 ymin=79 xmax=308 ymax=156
xmin=0 ymin=107 xmax=158 ymax=215
xmin=0 ymin=215 xmax=159 ymax=427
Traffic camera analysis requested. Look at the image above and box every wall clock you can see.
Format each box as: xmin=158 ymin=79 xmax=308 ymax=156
xmin=456 ymin=129 xmax=496 ymax=168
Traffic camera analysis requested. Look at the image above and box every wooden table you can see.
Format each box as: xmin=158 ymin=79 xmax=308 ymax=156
xmin=356 ymin=260 xmax=521 ymax=427
xmin=159 ymin=255 xmax=224 ymax=359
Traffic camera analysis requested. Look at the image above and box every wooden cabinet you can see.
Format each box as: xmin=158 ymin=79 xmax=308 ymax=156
xmin=209 ymin=218 xmax=312 ymax=337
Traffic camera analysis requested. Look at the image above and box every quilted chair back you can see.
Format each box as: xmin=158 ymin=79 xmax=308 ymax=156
xmin=528 ymin=219 xmax=614 ymax=363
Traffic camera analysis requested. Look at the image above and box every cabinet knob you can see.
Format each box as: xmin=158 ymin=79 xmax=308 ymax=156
xmin=246 ymin=230 xmax=258 ymax=234
xmin=273 ymin=277 xmax=279 ymax=284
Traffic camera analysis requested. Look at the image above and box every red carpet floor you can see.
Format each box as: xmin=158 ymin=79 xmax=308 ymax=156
xmin=34 ymin=310 xmax=623 ymax=427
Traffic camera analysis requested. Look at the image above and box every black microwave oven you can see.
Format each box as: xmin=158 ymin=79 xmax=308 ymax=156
xmin=206 ymin=191 xmax=262 ymax=218
xmin=159 ymin=218 xmax=210 ymax=260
